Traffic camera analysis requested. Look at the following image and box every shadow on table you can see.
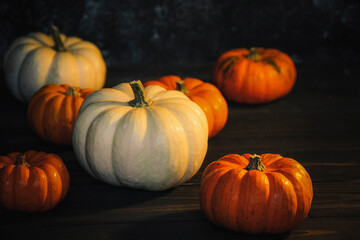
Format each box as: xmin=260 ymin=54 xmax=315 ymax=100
xmin=118 ymin=209 xmax=291 ymax=240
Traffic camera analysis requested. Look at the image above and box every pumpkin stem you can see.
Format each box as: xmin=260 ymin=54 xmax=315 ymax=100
xmin=51 ymin=25 xmax=66 ymax=52
xmin=16 ymin=154 xmax=30 ymax=168
xmin=245 ymin=154 xmax=266 ymax=171
xmin=128 ymin=80 xmax=153 ymax=107
xmin=176 ymin=80 xmax=189 ymax=95
xmin=65 ymin=86 xmax=81 ymax=97
xmin=246 ymin=47 xmax=262 ymax=62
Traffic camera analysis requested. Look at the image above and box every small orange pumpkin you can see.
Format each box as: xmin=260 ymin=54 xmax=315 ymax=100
xmin=27 ymin=84 xmax=95 ymax=145
xmin=214 ymin=48 xmax=297 ymax=104
xmin=200 ymin=153 xmax=313 ymax=234
xmin=144 ymin=75 xmax=228 ymax=138
xmin=0 ymin=151 xmax=70 ymax=212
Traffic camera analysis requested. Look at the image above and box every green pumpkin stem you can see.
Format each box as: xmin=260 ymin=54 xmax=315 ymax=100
xmin=176 ymin=80 xmax=189 ymax=95
xmin=51 ymin=25 xmax=66 ymax=52
xmin=245 ymin=154 xmax=266 ymax=171
xmin=16 ymin=154 xmax=30 ymax=168
xmin=128 ymin=80 xmax=153 ymax=107
xmin=65 ymin=86 xmax=81 ymax=97
xmin=246 ymin=47 xmax=262 ymax=61
xmin=247 ymin=47 xmax=281 ymax=73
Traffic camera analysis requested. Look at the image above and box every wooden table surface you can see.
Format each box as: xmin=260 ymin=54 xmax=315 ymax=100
xmin=0 ymin=63 xmax=359 ymax=240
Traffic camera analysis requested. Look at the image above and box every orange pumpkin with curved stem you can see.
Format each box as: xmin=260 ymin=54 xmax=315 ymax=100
xmin=28 ymin=84 xmax=95 ymax=145
xmin=200 ymin=153 xmax=313 ymax=234
xmin=0 ymin=151 xmax=70 ymax=212
xmin=214 ymin=48 xmax=296 ymax=104
xmin=144 ymin=75 xmax=228 ymax=138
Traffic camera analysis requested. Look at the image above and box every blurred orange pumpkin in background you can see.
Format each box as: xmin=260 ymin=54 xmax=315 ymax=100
xmin=214 ymin=47 xmax=297 ymax=104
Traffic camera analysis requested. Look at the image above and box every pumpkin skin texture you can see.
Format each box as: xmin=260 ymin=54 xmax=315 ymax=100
xmin=0 ymin=151 xmax=70 ymax=212
xmin=72 ymin=80 xmax=208 ymax=191
xmin=144 ymin=75 xmax=228 ymax=138
xmin=214 ymin=48 xmax=296 ymax=104
xmin=3 ymin=26 xmax=106 ymax=102
xmin=200 ymin=153 xmax=313 ymax=234
xmin=28 ymin=84 xmax=95 ymax=145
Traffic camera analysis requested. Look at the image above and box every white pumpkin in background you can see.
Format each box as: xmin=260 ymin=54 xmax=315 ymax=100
xmin=3 ymin=26 xmax=106 ymax=102
xmin=72 ymin=80 xmax=208 ymax=191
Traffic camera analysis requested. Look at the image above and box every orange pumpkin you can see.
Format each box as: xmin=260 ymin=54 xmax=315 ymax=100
xmin=214 ymin=48 xmax=297 ymax=104
xmin=200 ymin=153 xmax=313 ymax=234
xmin=28 ymin=84 xmax=95 ymax=145
xmin=144 ymin=75 xmax=228 ymax=138
xmin=0 ymin=151 xmax=70 ymax=212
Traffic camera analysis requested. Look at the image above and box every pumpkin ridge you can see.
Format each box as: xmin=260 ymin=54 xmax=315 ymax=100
xmin=220 ymin=56 xmax=240 ymax=78
xmin=28 ymin=166 xmax=48 ymax=210
xmin=84 ymin=107 xmax=118 ymax=181
xmin=147 ymin=107 xmax=181 ymax=189
xmin=147 ymin=105 xmax=191 ymax=187
xmin=72 ymin=52 xmax=96 ymax=88
xmin=0 ymin=165 xmax=15 ymax=209
xmin=3 ymin=42 xmax=40 ymax=80
xmin=63 ymin=37 xmax=83 ymax=48
xmin=16 ymin=46 xmax=45 ymax=101
xmin=28 ymin=32 xmax=56 ymax=47
xmin=236 ymin=170 xmax=270 ymax=233
xmin=29 ymin=47 xmax=57 ymax=98
xmin=264 ymin=171 xmax=297 ymax=233
xmin=0 ymin=156 xmax=13 ymax=168
xmin=80 ymin=88 xmax=96 ymax=98
xmin=271 ymin=169 xmax=311 ymax=226
xmin=223 ymin=154 xmax=249 ymax=167
xmin=237 ymin=60 xmax=254 ymax=101
xmin=21 ymin=151 xmax=39 ymax=162
xmin=44 ymin=84 xmax=67 ymax=94
xmin=188 ymin=95 xmax=214 ymax=135
xmin=153 ymin=100 xmax=207 ymax=187
xmin=42 ymin=94 xmax=66 ymax=141
xmin=7 ymin=165 xmax=17 ymax=210
xmin=27 ymin=151 xmax=49 ymax=165
xmin=210 ymin=168 xmax=237 ymax=224
xmin=14 ymin=164 xmax=31 ymax=211
xmin=41 ymin=154 xmax=69 ymax=202
xmin=25 ymin=34 xmax=51 ymax=48
xmin=262 ymin=58 xmax=281 ymax=73
xmin=111 ymin=107 xmax=143 ymax=186
xmin=4 ymin=38 xmax=40 ymax=64
xmin=183 ymin=78 xmax=204 ymax=89
xmin=213 ymin=168 xmax=249 ymax=228
xmin=90 ymin=104 xmax=134 ymax=182
xmin=260 ymin=153 xmax=283 ymax=166
xmin=60 ymin=95 xmax=76 ymax=143
xmin=67 ymin=42 xmax=102 ymax=54
xmin=28 ymin=93 xmax=60 ymax=140
xmin=39 ymin=163 xmax=61 ymax=211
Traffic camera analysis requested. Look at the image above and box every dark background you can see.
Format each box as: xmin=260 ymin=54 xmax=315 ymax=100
xmin=1 ymin=0 xmax=359 ymax=68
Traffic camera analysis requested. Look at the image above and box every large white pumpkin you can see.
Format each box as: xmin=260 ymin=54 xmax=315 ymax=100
xmin=3 ymin=26 xmax=106 ymax=102
xmin=72 ymin=80 xmax=208 ymax=191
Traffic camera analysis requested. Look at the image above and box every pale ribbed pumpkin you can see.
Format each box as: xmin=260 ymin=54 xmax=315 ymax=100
xmin=3 ymin=26 xmax=106 ymax=102
xmin=200 ymin=153 xmax=313 ymax=234
xmin=72 ymin=80 xmax=208 ymax=191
